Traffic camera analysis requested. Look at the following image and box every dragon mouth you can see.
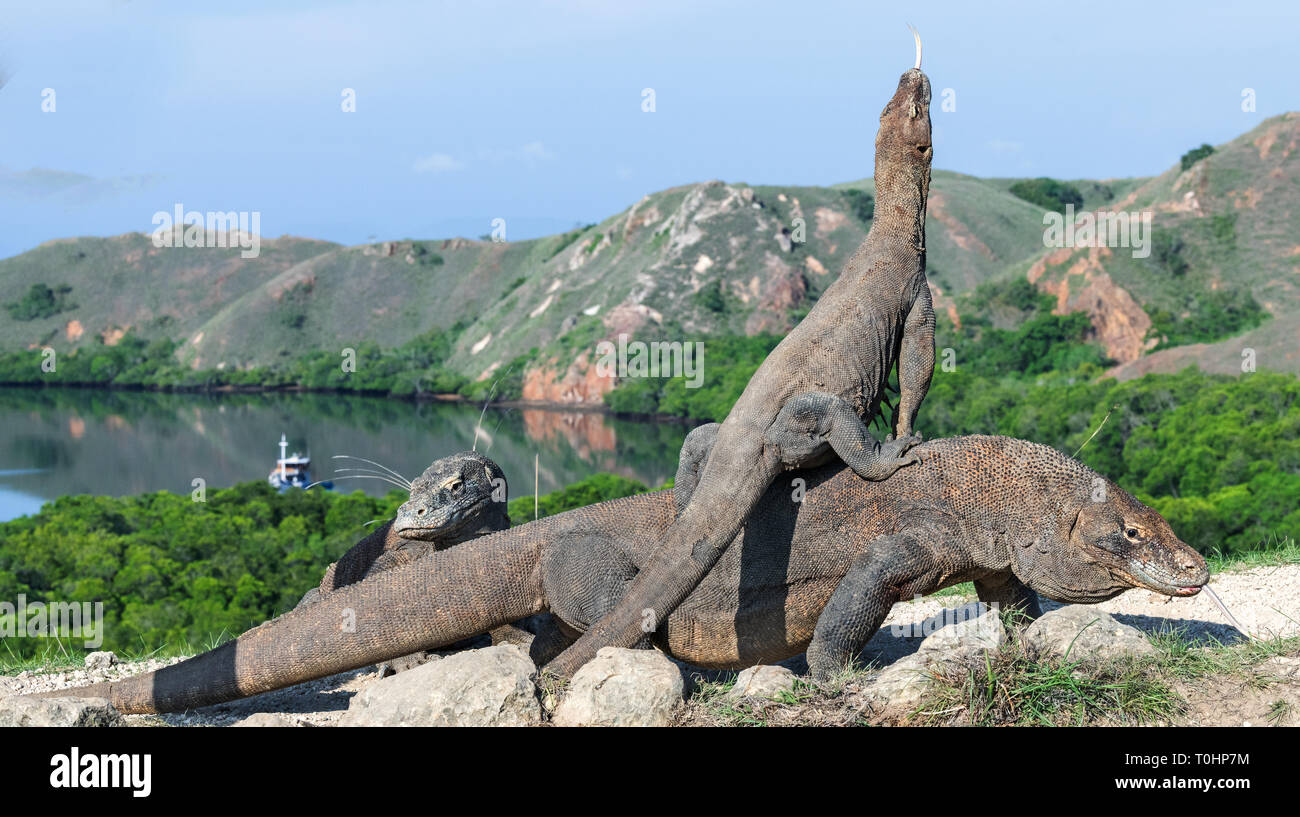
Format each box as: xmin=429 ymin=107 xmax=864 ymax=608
xmin=395 ymin=495 xmax=491 ymax=540
xmin=1126 ymin=562 xmax=1205 ymax=596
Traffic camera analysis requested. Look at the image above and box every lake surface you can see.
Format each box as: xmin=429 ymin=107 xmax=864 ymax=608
xmin=0 ymin=388 xmax=691 ymax=522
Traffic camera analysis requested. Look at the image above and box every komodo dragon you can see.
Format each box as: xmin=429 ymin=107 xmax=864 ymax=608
xmin=544 ymin=35 xmax=938 ymax=676
xmin=33 ymin=436 xmax=1209 ymax=714
xmin=295 ymin=450 xmax=571 ymax=667
xmin=297 ymin=451 xmax=511 ymax=609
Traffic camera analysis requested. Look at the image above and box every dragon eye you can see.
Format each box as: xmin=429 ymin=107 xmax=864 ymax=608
xmin=1125 ymin=528 xmax=1139 ymax=538
xmin=449 ymin=480 xmax=463 ymax=494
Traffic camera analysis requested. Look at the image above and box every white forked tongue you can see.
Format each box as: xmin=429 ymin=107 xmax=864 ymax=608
xmin=1203 ymin=585 xmax=1254 ymax=641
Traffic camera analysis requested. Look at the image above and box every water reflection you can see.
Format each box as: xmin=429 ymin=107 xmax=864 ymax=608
xmin=0 ymin=388 xmax=690 ymax=521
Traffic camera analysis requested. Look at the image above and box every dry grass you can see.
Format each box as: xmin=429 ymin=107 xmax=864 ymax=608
xmin=677 ymin=626 xmax=1300 ymax=727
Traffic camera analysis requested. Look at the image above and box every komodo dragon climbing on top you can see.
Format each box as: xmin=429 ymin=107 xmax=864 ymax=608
xmin=31 ymin=436 xmax=1211 ymax=714
xmin=543 ymin=34 xmax=939 ymax=677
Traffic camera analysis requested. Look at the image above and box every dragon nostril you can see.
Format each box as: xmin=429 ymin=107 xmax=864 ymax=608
xmin=416 ymin=508 xmax=425 ymax=515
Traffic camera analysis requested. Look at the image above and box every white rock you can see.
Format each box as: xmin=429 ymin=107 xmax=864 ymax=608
xmin=867 ymin=653 xmax=938 ymax=710
xmin=84 ymin=651 xmax=119 ymax=670
xmin=724 ymin=665 xmax=797 ymax=701
xmin=553 ymin=647 xmax=684 ymax=727
xmin=339 ymin=644 xmax=540 ymax=727
xmin=867 ymin=605 xmax=1005 ymax=709
xmin=0 ymin=696 xmax=123 ymax=727
xmin=916 ymin=603 xmax=1006 ymax=655
xmin=1022 ymin=606 xmax=1156 ymax=661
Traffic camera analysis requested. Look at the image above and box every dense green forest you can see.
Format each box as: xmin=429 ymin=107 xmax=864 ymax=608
xmin=0 ymin=472 xmax=653 ymax=659
xmin=0 ymin=322 xmax=510 ymax=401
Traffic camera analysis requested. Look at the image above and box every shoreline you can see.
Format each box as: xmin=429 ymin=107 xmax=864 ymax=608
xmin=0 ymin=380 xmax=700 ymax=424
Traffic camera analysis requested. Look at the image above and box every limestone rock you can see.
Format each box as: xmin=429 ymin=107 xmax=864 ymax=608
xmin=867 ymin=604 xmax=1005 ymax=709
xmin=724 ymin=665 xmax=797 ymax=701
xmin=1022 ymin=606 xmax=1156 ymax=661
xmin=916 ymin=602 xmax=1006 ymax=655
xmin=553 ymin=647 xmax=684 ymax=727
xmin=84 ymin=651 xmax=119 ymax=670
xmin=339 ymin=644 xmax=540 ymax=727
xmin=0 ymin=696 xmax=123 ymax=727
xmin=867 ymin=653 xmax=938 ymax=710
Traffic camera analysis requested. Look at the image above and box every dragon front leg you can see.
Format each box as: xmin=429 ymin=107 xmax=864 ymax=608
xmin=673 ymin=422 xmax=720 ymax=513
xmin=765 ymin=391 xmax=921 ymax=481
xmin=804 ymin=532 xmax=948 ymax=680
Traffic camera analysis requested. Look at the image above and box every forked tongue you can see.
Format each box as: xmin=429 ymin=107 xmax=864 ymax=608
xmin=1203 ymin=585 xmax=1254 ymax=641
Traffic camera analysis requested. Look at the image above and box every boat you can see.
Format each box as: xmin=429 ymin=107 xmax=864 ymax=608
xmin=268 ymin=434 xmax=332 ymax=492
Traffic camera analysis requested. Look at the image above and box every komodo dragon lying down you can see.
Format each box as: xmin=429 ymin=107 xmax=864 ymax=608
xmin=33 ymin=436 xmax=1209 ymax=714
xmin=294 ymin=450 xmax=571 ymax=668
xmin=545 ymin=34 xmax=938 ymax=677
xmin=297 ymin=451 xmax=511 ymax=609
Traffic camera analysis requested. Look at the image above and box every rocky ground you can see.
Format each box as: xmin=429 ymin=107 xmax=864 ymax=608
xmin=3 ymin=563 xmax=1298 ymax=727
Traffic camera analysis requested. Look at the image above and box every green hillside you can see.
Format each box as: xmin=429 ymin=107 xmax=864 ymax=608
xmin=2 ymin=114 xmax=1297 ymax=398
xmin=0 ymin=235 xmax=336 ymax=353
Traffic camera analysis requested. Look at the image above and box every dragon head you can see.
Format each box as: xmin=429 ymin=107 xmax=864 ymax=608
xmin=393 ymin=451 xmax=507 ymax=541
xmin=1067 ymin=494 xmax=1209 ymax=596
xmin=1017 ymin=482 xmax=1209 ymax=603
xmin=873 ymin=29 xmax=933 ymax=206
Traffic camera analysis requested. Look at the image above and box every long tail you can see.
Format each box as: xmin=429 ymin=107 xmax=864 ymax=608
xmin=29 ymin=526 xmax=548 ymax=714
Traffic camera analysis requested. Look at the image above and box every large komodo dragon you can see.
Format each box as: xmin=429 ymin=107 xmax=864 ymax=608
xmin=33 ymin=436 xmax=1210 ymax=714
xmin=544 ymin=38 xmax=939 ymax=676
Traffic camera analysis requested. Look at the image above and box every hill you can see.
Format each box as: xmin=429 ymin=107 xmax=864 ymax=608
xmin=1 ymin=114 xmax=1296 ymax=400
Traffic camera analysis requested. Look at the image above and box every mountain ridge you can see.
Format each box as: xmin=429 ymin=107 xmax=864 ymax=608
xmin=2 ymin=113 xmax=1296 ymax=400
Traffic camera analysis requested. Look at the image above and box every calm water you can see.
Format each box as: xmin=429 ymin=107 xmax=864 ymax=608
xmin=0 ymin=388 xmax=691 ymax=522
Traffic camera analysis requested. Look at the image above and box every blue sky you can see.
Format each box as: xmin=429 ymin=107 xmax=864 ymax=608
xmin=0 ymin=0 xmax=1296 ymax=259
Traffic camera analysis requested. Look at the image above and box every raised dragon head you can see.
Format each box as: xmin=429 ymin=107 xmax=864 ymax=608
xmin=393 ymin=451 xmax=508 ymax=541
xmin=872 ymin=28 xmax=933 ymax=218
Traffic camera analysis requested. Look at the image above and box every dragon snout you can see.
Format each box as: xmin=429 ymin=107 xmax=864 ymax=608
xmin=1129 ymin=549 xmax=1209 ymax=596
xmin=393 ymin=500 xmax=448 ymax=539
xmin=1174 ymin=545 xmax=1211 ymax=591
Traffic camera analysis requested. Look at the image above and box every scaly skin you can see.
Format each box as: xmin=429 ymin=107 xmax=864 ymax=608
xmin=546 ymin=59 xmax=939 ymax=677
xmin=32 ymin=436 xmax=1208 ymax=714
xmin=296 ymin=451 xmax=571 ymax=667
xmin=297 ymin=451 xmax=510 ymax=608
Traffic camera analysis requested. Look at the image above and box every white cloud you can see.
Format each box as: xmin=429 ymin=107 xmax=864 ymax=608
xmin=413 ymin=142 xmax=556 ymax=174
xmin=412 ymin=153 xmax=466 ymax=174
xmin=0 ymin=166 xmax=161 ymax=202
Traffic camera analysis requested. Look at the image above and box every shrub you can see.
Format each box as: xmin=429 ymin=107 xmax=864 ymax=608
xmin=1009 ymin=178 xmax=1084 ymax=213
xmin=5 ymin=283 xmax=77 ymax=321
xmin=1180 ymin=143 xmax=1215 ymax=172
xmin=841 ymin=189 xmax=875 ymax=223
